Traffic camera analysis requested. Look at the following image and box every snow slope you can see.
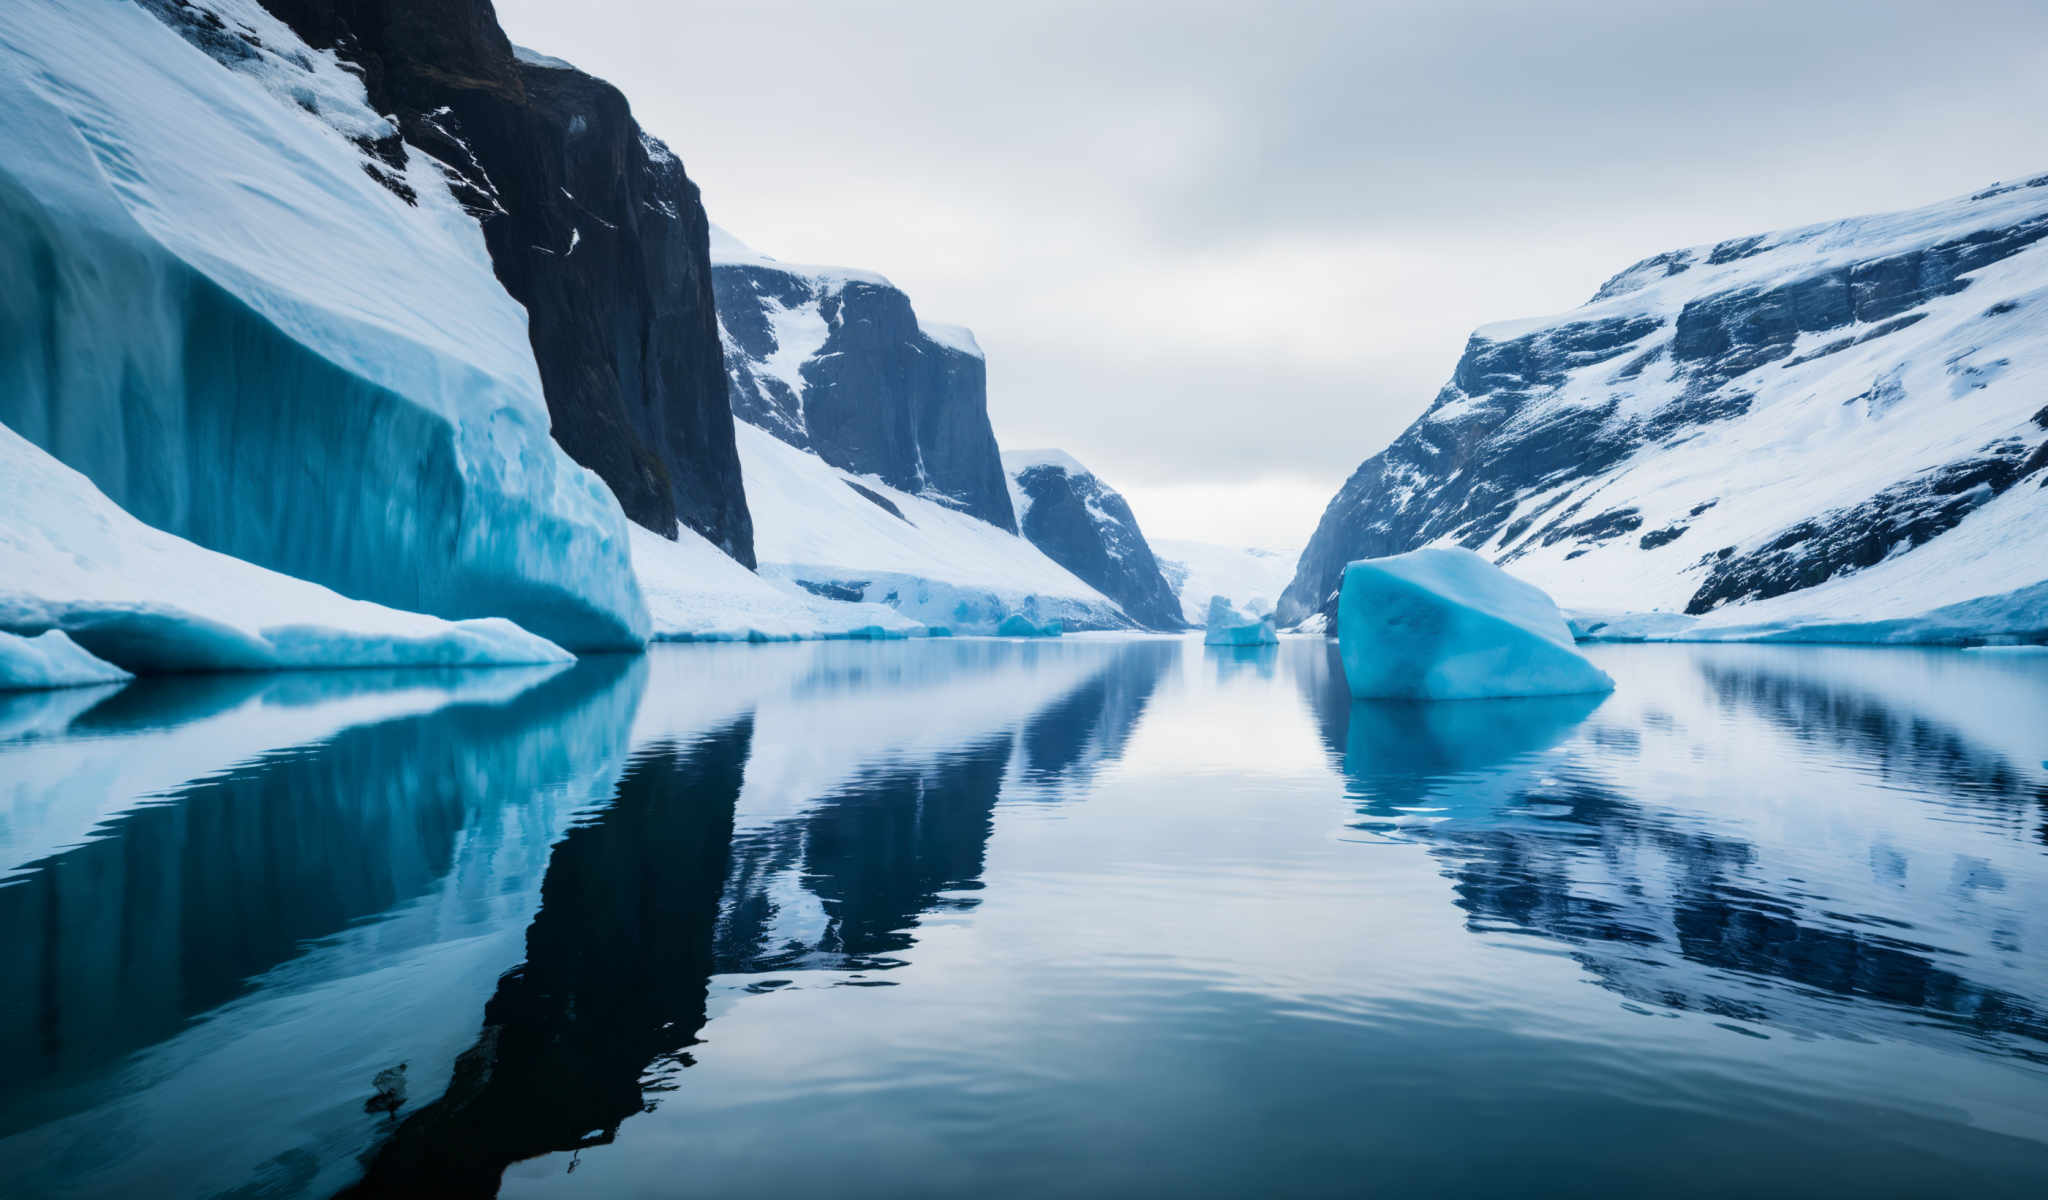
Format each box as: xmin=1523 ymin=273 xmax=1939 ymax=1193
xmin=628 ymin=521 xmax=920 ymax=642
xmin=1154 ymin=539 xmax=1302 ymax=625
xmin=0 ymin=422 xmax=570 ymax=676
xmin=0 ymin=0 xmax=647 ymax=650
xmin=1283 ymin=173 xmax=2048 ymax=644
xmin=738 ymin=422 xmax=1133 ymax=632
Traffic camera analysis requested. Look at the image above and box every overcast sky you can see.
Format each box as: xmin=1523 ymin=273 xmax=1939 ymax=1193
xmin=498 ymin=0 xmax=2048 ymax=548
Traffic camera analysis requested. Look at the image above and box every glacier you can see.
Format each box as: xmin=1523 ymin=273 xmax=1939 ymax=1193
xmin=1203 ymin=596 xmax=1279 ymax=647
xmin=1155 ymin=539 xmax=1301 ymax=628
xmin=737 ymin=422 xmax=1134 ymax=633
xmin=1337 ymin=549 xmax=1614 ymax=700
xmin=0 ymin=630 xmax=131 ymax=692
xmin=0 ymin=423 xmax=571 ymax=676
xmin=997 ymin=615 xmax=1063 ymax=638
xmin=0 ymin=0 xmax=648 ymax=651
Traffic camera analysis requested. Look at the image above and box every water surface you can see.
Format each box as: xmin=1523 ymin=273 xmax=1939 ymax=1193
xmin=2 ymin=639 xmax=2045 ymax=1197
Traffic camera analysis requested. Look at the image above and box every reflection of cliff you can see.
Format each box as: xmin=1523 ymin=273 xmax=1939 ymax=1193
xmin=342 ymin=722 xmax=752 ymax=1196
xmin=0 ymin=660 xmax=642 ymax=1139
xmin=1019 ymin=640 xmax=1178 ymax=787
xmin=1293 ymin=645 xmax=2048 ymax=1061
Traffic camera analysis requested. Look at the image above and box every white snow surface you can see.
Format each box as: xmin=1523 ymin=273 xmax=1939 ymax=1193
xmin=710 ymin=222 xmax=982 ymax=363
xmin=0 ymin=630 xmax=131 ymax=691
xmin=0 ymin=423 xmax=571 ymax=677
xmin=1338 ymin=548 xmax=1615 ymax=699
xmin=1443 ymin=174 xmax=2048 ymax=640
xmin=738 ymin=423 xmax=1131 ymax=632
xmin=0 ymin=0 xmax=647 ymax=649
xmin=511 ymin=43 xmax=578 ymax=71
xmin=1155 ymin=539 xmax=1301 ymax=625
xmin=628 ymin=521 xmax=922 ymax=642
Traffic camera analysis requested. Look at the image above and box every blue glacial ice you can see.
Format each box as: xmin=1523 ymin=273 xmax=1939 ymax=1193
xmin=0 ymin=1 xmax=647 ymax=650
xmin=0 ymin=629 xmax=131 ymax=691
xmin=997 ymin=614 xmax=1064 ymax=638
xmin=0 ymin=422 xmax=571 ymax=680
xmin=1203 ymin=595 xmax=1279 ymax=646
xmin=1338 ymin=548 xmax=1615 ymax=700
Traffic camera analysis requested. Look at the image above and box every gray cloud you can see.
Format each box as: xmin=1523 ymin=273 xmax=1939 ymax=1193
xmin=497 ymin=0 xmax=2048 ymax=545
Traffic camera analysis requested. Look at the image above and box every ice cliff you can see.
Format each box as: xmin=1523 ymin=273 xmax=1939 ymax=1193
xmin=1283 ymin=173 xmax=2048 ymax=645
xmin=0 ymin=0 xmax=648 ymax=651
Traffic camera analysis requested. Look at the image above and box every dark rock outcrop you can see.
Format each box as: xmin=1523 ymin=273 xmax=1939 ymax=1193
xmin=1005 ymin=452 xmax=1186 ymax=631
xmin=714 ymin=245 xmax=1017 ymax=532
xmin=1279 ymin=173 xmax=2048 ymax=629
xmin=258 ymin=0 xmax=755 ymax=563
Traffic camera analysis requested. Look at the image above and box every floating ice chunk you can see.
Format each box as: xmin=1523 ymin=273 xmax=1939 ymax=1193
xmin=0 ymin=630 xmax=131 ymax=691
xmin=1337 ymin=548 xmax=1614 ymax=700
xmin=1203 ymin=596 xmax=1278 ymax=646
xmin=0 ymin=424 xmax=570 ymax=676
xmin=997 ymin=615 xmax=1063 ymax=638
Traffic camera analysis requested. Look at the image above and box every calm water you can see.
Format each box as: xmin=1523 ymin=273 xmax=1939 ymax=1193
xmin=2 ymin=638 xmax=2045 ymax=1198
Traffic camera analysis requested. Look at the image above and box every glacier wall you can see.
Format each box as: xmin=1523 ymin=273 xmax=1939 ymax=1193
xmin=0 ymin=0 xmax=648 ymax=651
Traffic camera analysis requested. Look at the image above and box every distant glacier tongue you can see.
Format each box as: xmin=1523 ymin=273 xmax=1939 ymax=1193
xmin=1337 ymin=548 xmax=1614 ymax=700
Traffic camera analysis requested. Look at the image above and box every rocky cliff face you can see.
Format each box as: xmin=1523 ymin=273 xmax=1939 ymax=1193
xmin=712 ymin=230 xmax=1017 ymax=532
xmin=1004 ymin=451 xmax=1186 ymax=631
xmin=258 ymin=0 xmax=754 ymax=564
xmin=1280 ymin=173 xmax=2048 ymax=638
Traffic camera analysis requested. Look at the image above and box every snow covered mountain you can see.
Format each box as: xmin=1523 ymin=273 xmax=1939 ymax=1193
xmin=259 ymin=0 xmax=753 ymax=563
xmin=712 ymin=227 xmax=1018 ymax=532
xmin=1004 ymin=450 xmax=1186 ymax=630
xmin=0 ymin=0 xmax=647 ymax=651
xmin=1281 ymin=173 xmax=2048 ymax=643
xmin=1152 ymin=540 xmax=1301 ymax=626
xmin=738 ymin=424 xmax=1134 ymax=632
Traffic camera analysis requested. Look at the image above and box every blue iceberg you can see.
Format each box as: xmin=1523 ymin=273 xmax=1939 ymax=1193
xmin=1337 ymin=548 xmax=1614 ymax=700
xmin=0 ymin=630 xmax=131 ymax=691
xmin=1203 ymin=596 xmax=1278 ymax=646
xmin=997 ymin=614 xmax=1063 ymax=638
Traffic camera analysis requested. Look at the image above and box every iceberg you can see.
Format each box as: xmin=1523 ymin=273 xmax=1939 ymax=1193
xmin=0 ymin=423 xmax=570 ymax=679
xmin=997 ymin=615 xmax=1063 ymax=638
xmin=1203 ymin=596 xmax=1279 ymax=646
xmin=0 ymin=630 xmax=130 ymax=691
xmin=0 ymin=0 xmax=647 ymax=650
xmin=1337 ymin=548 xmax=1614 ymax=700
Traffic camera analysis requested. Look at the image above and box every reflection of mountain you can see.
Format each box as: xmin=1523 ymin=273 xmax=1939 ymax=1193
xmin=1694 ymin=651 xmax=2048 ymax=844
xmin=1019 ymin=640 xmax=1177 ymax=788
xmin=342 ymin=723 xmax=753 ymax=1197
xmin=1294 ymin=644 xmax=2048 ymax=1062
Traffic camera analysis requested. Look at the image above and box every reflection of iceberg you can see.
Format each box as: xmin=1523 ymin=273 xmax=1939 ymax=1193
xmin=1337 ymin=549 xmax=1612 ymax=699
xmin=0 ymin=663 xmax=569 ymax=881
xmin=0 ymin=659 xmax=645 ymax=1199
xmin=1337 ymin=693 xmax=1607 ymax=816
